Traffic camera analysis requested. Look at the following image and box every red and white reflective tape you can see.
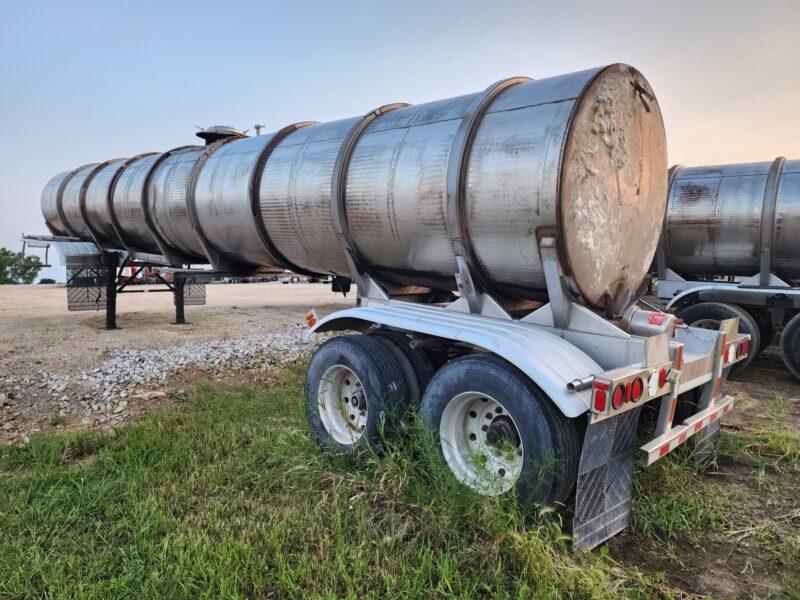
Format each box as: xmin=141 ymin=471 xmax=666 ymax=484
xmin=641 ymin=395 xmax=734 ymax=466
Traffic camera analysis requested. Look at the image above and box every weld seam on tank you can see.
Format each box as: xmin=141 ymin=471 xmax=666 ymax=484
xmin=250 ymin=121 xmax=323 ymax=276
xmin=445 ymin=76 xmax=532 ymax=301
xmin=330 ymin=103 xmax=409 ymax=289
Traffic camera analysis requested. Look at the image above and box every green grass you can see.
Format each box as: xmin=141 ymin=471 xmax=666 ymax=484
xmin=0 ymin=362 xmax=675 ymax=600
xmin=718 ymin=395 xmax=800 ymax=474
xmin=631 ymin=449 xmax=730 ymax=543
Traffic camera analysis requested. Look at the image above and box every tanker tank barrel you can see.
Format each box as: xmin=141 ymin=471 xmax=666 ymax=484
xmin=40 ymin=64 xmax=668 ymax=318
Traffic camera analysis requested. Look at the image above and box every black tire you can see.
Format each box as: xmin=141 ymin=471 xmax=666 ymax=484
xmin=421 ymin=353 xmax=580 ymax=507
xmin=676 ymin=302 xmax=761 ymax=378
xmin=746 ymin=308 xmax=777 ymax=354
xmin=780 ymin=312 xmax=800 ymax=380
xmin=305 ymin=335 xmax=409 ymax=454
xmin=368 ymin=330 xmax=435 ymax=408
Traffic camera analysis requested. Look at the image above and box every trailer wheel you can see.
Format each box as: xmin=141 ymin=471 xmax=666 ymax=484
xmin=675 ymin=302 xmax=761 ymax=378
xmin=780 ymin=313 xmax=800 ymax=380
xmin=747 ymin=308 xmax=776 ymax=354
xmin=305 ymin=335 xmax=409 ymax=454
xmin=421 ymin=354 xmax=580 ymax=506
xmin=369 ymin=330 xmax=435 ymax=408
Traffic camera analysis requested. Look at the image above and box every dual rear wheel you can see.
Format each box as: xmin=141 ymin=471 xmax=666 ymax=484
xmin=304 ymin=334 xmax=580 ymax=505
xmin=675 ymin=302 xmax=761 ymax=378
xmin=676 ymin=301 xmax=800 ymax=380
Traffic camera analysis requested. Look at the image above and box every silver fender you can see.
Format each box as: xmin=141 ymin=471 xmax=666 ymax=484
xmin=664 ymin=285 xmax=717 ymax=311
xmin=307 ymin=302 xmax=599 ymax=418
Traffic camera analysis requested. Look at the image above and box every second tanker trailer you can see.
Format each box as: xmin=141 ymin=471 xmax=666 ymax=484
xmin=38 ymin=64 xmax=749 ymax=550
xmin=657 ymin=158 xmax=800 ymax=379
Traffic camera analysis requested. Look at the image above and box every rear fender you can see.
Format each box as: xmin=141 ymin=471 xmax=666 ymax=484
xmin=307 ymin=303 xmax=601 ymax=418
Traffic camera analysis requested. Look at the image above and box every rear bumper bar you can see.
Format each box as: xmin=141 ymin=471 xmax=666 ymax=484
xmin=640 ymin=394 xmax=734 ymax=466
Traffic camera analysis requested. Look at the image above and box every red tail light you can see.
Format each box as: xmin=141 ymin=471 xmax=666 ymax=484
xmin=612 ymin=385 xmax=625 ymax=409
xmin=631 ymin=378 xmax=644 ymax=402
xmin=593 ymin=382 xmax=608 ymax=412
xmin=658 ymin=369 xmax=668 ymax=388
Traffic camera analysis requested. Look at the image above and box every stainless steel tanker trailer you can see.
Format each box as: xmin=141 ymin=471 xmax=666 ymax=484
xmin=655 ymin=158 xmax=800 ymax=378
xmin=36 ymin=64 xmax=749 ymax=550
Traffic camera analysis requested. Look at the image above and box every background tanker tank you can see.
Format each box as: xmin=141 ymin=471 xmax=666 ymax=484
xmin=657 ymin=158 xmax=800 ymax=379
xmin=665 ymin=159 xmax=800 ymax=281
xmin=41 ymin=64 xmax=667 ymax=318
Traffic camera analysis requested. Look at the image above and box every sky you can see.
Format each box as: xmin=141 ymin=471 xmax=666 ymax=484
xmin=1 ymin=0 xmax=799 ymax=280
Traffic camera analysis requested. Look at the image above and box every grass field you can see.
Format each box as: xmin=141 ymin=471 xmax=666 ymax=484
xmin=1 ymin=361 xmax=797 ymax=599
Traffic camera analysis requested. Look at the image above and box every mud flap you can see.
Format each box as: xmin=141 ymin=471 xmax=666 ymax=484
xmin=573 ymin=408 xmax=641 ymax=550
xmin=693 ymin=419 xmax=721 ymax=462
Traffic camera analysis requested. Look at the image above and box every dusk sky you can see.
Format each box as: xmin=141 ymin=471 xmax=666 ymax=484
xmin=1 ymin=0 xmax=798 ymax=279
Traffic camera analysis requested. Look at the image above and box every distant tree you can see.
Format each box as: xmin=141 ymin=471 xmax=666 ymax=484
xmin=38 ymin=278 xmax=56 ymax=284
xmin=0 ymin=247 xmax=43 ymax=284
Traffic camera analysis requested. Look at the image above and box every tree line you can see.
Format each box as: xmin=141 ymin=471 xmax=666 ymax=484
xmin=0 ymin=247 xmax=45 ymax=284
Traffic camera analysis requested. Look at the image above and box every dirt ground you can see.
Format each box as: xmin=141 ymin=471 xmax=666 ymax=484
xmin=0 ymin=282 xmax=352 ymax=377
xmin=0 ymin=282 xmax=353 ymax=442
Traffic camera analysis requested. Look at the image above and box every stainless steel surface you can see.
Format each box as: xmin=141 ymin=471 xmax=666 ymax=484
xmin=41 ymin=165 xmax=99 ymax=237
xmin=41 ymin=170 xmax=74 ymax=236
xmin=111 ymin=153 xmax=163 ymax=253
xmin=193 ymin=134 xmax=284 ymax=267
xmin=41 ymin=171 xmax=72 ymax=235
xmin=84 ymin=161 xmax=128 ymax=245
xmin=60 ymin=163 xmax=100 ymax=239
xmin=147 ymin=146 xmax=207 ymax=259
xmin=62 ymin=160 xmax=126 ymax=242
xmin=773 ymin=159 xmax=800 ymax=278
xmin=41 ymin=64 xmax=667 ymax=311
xmin=666 ymin=158 xmax=800 ymax=279
xmin=340 ymin=64 xmax=666 ymax=314
xmin=258 ymin=117 xmax=358 ymax=275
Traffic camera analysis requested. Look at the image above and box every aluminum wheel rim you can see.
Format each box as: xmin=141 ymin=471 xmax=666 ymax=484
xmin=439 ymin=392 xmax=524 ymax=495
xmin=317 ymin=364 xmax=368 ymax=446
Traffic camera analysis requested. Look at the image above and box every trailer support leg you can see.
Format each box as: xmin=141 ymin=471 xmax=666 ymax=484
xmin=173 ymin=278 xmax=186 ymax=325
xmin=104 ymin=253 xmax=118 ymax=330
